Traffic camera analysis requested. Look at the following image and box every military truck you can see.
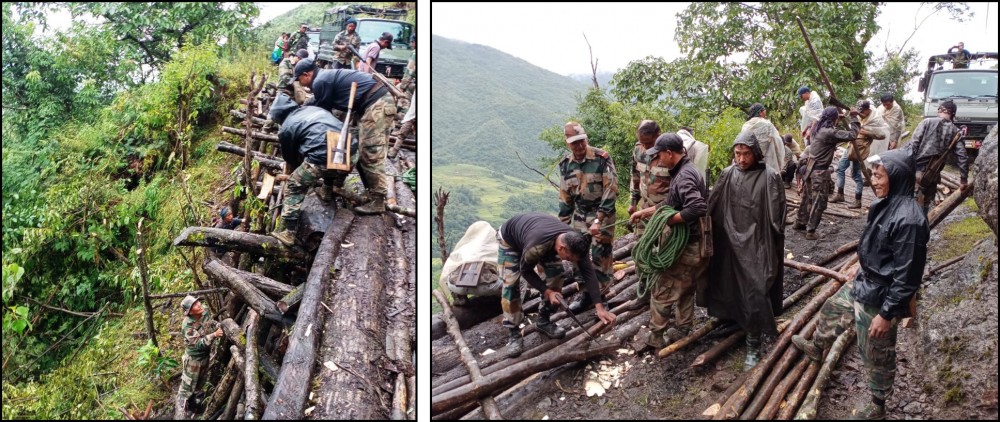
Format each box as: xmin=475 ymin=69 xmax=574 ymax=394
xmin=313 ymin=4 xmax=413 ymax=79
xmin=918 ymin=51 xmax=998 ymax=162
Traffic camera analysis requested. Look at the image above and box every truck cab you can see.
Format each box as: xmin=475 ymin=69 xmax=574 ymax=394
xmin=315 ymin=5 xmax=413 ymax=80
xmin=918 ymin=52 xmax=998 ymax=162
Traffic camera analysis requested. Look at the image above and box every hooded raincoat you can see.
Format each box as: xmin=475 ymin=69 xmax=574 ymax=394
xmin=851 ymin=149 xmax=929 ymax=320
xmin=700 ymin=131 xmax=786 ymax=335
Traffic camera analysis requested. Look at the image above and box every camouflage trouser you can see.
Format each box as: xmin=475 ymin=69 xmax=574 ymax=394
xmin=570 ymin=210 xmax=615 ymax=288
xmin=175 ymin=353 xmax=207 ymax=417
xmin=357 ymin=93 xmax=397 ymax=197
xmin=649 ymin=241 xmax=707 ymax=333
xmin=814 ymin=282 xmax=899 ymax=401
xmin=796 ymin=169 xmax=832 ymax=232
xmin=497 ymin=231 xmax=567 ymax=328
xmin=914 ymin=169 xmax=940 ymax=216
xmin=281 ymin=161 xmax=342 ymax=222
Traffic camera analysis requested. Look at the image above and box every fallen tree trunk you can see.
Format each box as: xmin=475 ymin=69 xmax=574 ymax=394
xmin=263 ymin=211 xmax=355 ymax=420
xmin=311 ymin=214 xmax=394 ymax=419
xmin=433 ymin=290 xmax=504 ymax=420
xmin=173 ymin=227 xmax=309 ymax=262
xmin=224 ymin=345 xmax=246 ymax=421
xmin=230 ymin=109 xmax=269 ymax=126
xmin=612 ymin=241 xmax=637 ymax=261
xmin=148 ymin=288 xmax=229 ymax=300
xmin=244 ymin=311 xmax=261 ymax=421
xmin=221 ymin=318 xmax=246 ymax=351
xmin=329 ymin=186 xmax=416 ymax=217
xmin=739 ymin=317 xmax=818 ymax=419
xmin=276 ymin=285 xmax=303 ymax=314
xmin=430 ymin=296 xmax=502 ymax=341
xmin=204 ymin=352 xmax=240 ymax=418
xmin=222 ymin=126 xmax=279 ymax=143
xmin=227 ymin=267 xmax=294 ymax=300
xmin=758 ymin=354 xmax=810 ymax=420
xmin=203 ymin=258 xmax=281 ymax=322
xmin=217 ymin=141 xmax=285 ymax=171
xmin=794 ymin=327 xmax=856 ymax=420
xmin=777 ymin=360 xmax=821 ymax=420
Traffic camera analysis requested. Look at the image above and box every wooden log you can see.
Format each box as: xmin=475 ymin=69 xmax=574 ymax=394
xmin=220 ymin=318 xmax=246 ymax=351
xmin=612 ymin=241 xmax=637 ymax=261
xmin=328 ymin=186 xmax=416 ymax=217
xmin=223 ymin=347 xmax=246 ymax=421
xmin=658 ymin=319 xmax=719 ymax=359
xmin=740 ymin=316 xmax=818 ymax=419
xmin=783 ymin=259 xmax=849 ymax=283
xmin=758 ymin=355 xmax=810 ymax=420
xmin=714 ymin=270 xmax=851 ymax=420
xmin=794 ymin=327 xmax=856 ymax=420
xmin=217 ymin=141 xmax=284 ymax=171
xmin=148 ymin=288 xmax=229 ymax=300
xmin=222 ymin=126 xmax=279 ymax=143
xmin=204 ymin=354 xmax=239 ymax=418
xmin=777 ymin=360 xmax=821 ymax=420
xmin=203 ymin=258 xmax=281 ymax=321
xmin=926 ymin=254 xmax=965 ymax=277
xmin=263 ymin=211 xmax=355 ymax=420
xmin=276 ymin=285 xmax=303 ymax=314
xmin=230 ymin=109 xmax=269 ymax=126
xmin=244 ymin=311 xmax=261 ymax=421
xmin=407 ymin=376 xmax=416 ymax=420
xmin=259 ymin=352 xmax=279 ymax=384
xmin=703 ymin=371 xmax=753 ymax=418
xmin=173 ymin=227 xmax=309 ymax=262
xmin=433 ymin=290 xmax=504 ymax=420
xmin=310 ymin=214 xmax=395 ymax=419
xmin=692 ymin=321 xmax=790 ymax=369
xmin=928 ymin=184 xmax=974 ymax=229
xmin=430 ymin=295 xmax=502 ymax=341
xmin=227 ymin=267 xmax=294 ymax=300
xmin=386 ymin=205 xmax=416 ymax=420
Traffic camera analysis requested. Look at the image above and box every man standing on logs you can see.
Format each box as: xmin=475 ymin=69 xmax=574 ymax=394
xmin=294 ymin=58 xmax=397 ymax=215
xmin=497 ymin=212 xmax=617 ymax=357
xmin=905 ymin=99 xmax=969 ymax=214
xmin=268 ymin=92 xmax=346 ymax=246
xmin=702 ymin=131 xmax=785 ymax=367
xmin=628 ymin=134 xmax=709 ymax=349
xmin=175 ymin=295 xmax=223 ymax=420
xmin=793 ymin=106 xmax=861 ymax=240
xmin=831 ymin=100 xmax=889 ymax=209
xmin=792 ymin=149 xmax=929 ymax=420
xmin=558 ymin=122 xmax=619 ymax=313
xmin=629 ymin=120 xmax=670 ymax=236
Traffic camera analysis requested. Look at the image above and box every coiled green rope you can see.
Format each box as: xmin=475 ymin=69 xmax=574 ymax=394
xmin=401 ymin=167 xmax=416 ymax=192
xmin=634 ymin=206 xmax=689 ymax=298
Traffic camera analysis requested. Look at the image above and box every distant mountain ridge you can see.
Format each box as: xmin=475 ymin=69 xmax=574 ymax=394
xmin=432 ymin=35 xmax=586 ymax=181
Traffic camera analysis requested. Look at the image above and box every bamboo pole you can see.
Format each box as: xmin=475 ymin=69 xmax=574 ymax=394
xmin=777 ymin=360 xmax=822 ymax=420
xmin=794 ymin=327 xmax=857 ymax=420
xmin=739 ymin=316 xmax=819 ymax=419
xmin=758 ymin=355 xmax=810 ymax=420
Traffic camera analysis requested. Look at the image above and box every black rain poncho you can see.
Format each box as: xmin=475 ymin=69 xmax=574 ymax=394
xmin=851 ymin=149 xmax=929 ymax=320
xmin=271 ymin=93 xmax=344 ymax=169
xmin=699 ymin=131 xmax=786 ymax=335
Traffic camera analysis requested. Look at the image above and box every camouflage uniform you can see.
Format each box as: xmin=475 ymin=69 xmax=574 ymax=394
xmin=649 ymin=235 xmax=708 ymax=333
xmin=497 ymin=232 xmax=567 ymax=328
xmin=797 ymin=169 xmax=832 ymax=231
xmin=630 ymin=143 xmax=671 ymax=235
xmin=277 ymin=57 xmax=296 ymax=91
xmin=559 ymin=146 xmax=618 ymax=288
xmin=175 ymin=313 xmax=218 ymax=418
xmin=332 ymin=30 xmax=361 ymax=69
xmin=280 ymin=161 xmax=342 ymax=222
xmin=357 ymin=93 xmax=397 ymax=197
xmin=813 ymin=282 xmax=899 ymax=402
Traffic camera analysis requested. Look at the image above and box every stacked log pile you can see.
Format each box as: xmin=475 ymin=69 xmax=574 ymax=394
xmin=431 ymin=184 xmax=973 ymax=420
xmin=167 ymin=73 xmax=416 ymax=420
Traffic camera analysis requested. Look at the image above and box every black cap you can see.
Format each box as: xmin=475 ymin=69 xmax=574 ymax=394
xmin=293 ymin=58 xmax=315 ymax=80
xmin=856 ymin=99 xmax=871 ymax=112
xmin=939 ymin=100 xmax=957 ymax=117
xmin=379 ymin=32 xmax=394 ymax=49
xmin=295 ymin=49 xmax=309 ymax=59
xmin=880 ymin=92 xmax=894 ymax=103
xmin=645 ymin=133 xmax=685 ymax=157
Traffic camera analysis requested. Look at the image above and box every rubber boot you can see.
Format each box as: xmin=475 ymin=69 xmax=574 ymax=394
xmin=848 ymin=196 xmax=862 ymax=209
xmin=665 ymin=327 xmax=691 ymax=347
xmin=270 ymin=219 xmax=299 ymax=247
xmin=354 ymin=193 xmax=386 ymax=215
xmin=849 ymin=398 xmax=886 ymax=420
xmin=506 ymin=327 xmax=524 ymax=357
xmin=830 ymin=191 xmax=845 ymax=203
xmin=535 ymin=303 xmax=566 ymax=339
xmin=744 ymin=334 xmax=761 ymax=368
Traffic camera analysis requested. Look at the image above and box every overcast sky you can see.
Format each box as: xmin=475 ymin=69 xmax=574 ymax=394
xmin=433 ymin=2 xmax=998 ymax=102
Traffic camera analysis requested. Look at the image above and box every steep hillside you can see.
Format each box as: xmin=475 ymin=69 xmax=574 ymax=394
xmin=431 ymin=35 xmax=586 ymax=181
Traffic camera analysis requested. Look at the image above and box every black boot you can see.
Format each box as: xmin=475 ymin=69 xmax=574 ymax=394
xmin=506 ymin=327 xmax=523 ymax=357
xmin=270 ymin=218 xmax=299 ymax=247
xmin=567 ymin=293 xmax=593 ymax=313
xmin=535 ymin=303 xmax=566 ymax=339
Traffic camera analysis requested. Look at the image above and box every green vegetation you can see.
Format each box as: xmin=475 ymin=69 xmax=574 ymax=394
xmin=933 ymin=216 xmax=992 ymax=262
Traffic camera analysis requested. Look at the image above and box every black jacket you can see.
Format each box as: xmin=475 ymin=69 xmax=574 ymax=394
xmin=655 ymin=157 xmax=707 ymax=239
xmin=852 ymin=149 xmax=929 ymax=320
xmin=305 ymin=69 xmax=387 ymax=115
xmin=273 ymin=93 xmax=344 ymax=169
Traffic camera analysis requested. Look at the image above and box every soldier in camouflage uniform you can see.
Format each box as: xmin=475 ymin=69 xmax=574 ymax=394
xmin=792 ymin=149 xmax=928 ymax=420
xmin=276 ymin=49 xmax=309 ymax=99
xmin=558 ymin=122 xmax=618 ymax=313
xmin=332 ymin=18 xmax=362 ymax=70
xmin=628 ymin=120 xmax=671 ymax=236
xmin=175 ymin=295 xmax=222 ymax=420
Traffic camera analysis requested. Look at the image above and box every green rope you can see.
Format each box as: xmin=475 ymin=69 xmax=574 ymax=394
xmin=401 ymin=167 xmax=416 ymax=192
xmin=633 ymin=206 xmax=689 ymax=298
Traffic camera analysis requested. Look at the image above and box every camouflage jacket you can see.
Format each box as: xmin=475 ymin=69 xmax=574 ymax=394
xmin=631 ymin=143 xmax=671 ymax=208
xmin=182 ymin=314 xmax=217 ymax=360
xmin=558 ymin=146 xmax=618 ymax=223
xmin=289 ymin=32 xmax=310 ymax=52
xmin=277 ymin=57 xmax=296 ymax=89
xmin=333 ymin=30 xmax=361 ymax=65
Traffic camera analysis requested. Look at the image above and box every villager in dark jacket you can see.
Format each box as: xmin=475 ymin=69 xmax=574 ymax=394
xmin=702 ymin=130 xmax=786 ymax=367
xmin=793 ymin=106 xmax=860 ymax=240
xmin=791 ymin=148 xmax=929 ymax=420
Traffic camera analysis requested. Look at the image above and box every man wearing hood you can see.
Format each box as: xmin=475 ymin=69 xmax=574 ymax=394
xmin=267 ymin=92 xmax=348 ymax=246
xmin=794 ymin=106 xmax=861 ymax=240
xmin=905 ymin=99 xmax=968 ymax=214
xmin=741 ymin=103 xmax=785 ymax=171
xmin=792 ymin=149 xmax=929 ymax=420
xmin=629 ymin=134 xmax=709 ymax=349
xmin=702 ymin=130 xmax=786 ymax=367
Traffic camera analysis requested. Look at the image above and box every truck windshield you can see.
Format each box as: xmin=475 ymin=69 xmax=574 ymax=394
xmin=357 ymin=21 xmax=412 ymax=50
xmin=927 ymin=71 xmax=998 ymax=100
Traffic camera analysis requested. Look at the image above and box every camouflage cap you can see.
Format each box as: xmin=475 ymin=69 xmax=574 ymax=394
xmin=181 ymin=295 xmax=200 ymax=316
xmin=564 ymin=121 xmax=588 ymax=143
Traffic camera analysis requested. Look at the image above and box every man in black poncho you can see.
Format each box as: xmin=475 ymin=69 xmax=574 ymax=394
xmin=792 ymin=149 xmax=929 ymax=420
xmin=701 ymin=130 xmax=786 ymax=367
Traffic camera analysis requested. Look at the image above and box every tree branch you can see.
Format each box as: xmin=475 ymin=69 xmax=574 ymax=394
xmin=515 ymin=151 xmax=559 ymax=190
